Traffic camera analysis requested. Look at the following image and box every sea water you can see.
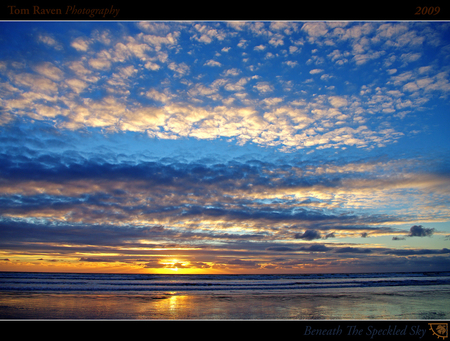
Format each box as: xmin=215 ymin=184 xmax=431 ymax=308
xmin=0 ymin=271 xmax=449 ymax=319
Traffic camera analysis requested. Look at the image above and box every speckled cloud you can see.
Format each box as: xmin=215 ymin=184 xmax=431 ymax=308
xmin=0 ymin=21 xmax=449 ymax=274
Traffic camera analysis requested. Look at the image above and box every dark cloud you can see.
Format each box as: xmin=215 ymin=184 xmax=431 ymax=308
xmin=294 ymin=230 xmax=322 ymax=240
xmin=298 ymin=244 xmax=332 ymax=252
xmin=189 ymin=261 xmax=211 ymax=268
xmin=0 ymin=219 xmax=169 ymax=247
xmin=266 ymin=244 xmax=332 ymax=252
xmin=266 ymin=246 xmax=296 ymax=252
xmin=225 ymin=259 xmax=260 ymax=268
xmin=383 ymin=248 xmax=450 ymax=256
xmin=392 ymin=236 xmax=406 ymax=240
xmin=79 ymin=257 xmax=117 ymax=262
xmin=408 ymin=225 xmax=435 ymax=237
xmin=334 ymin=247 xmax=372 ymax=254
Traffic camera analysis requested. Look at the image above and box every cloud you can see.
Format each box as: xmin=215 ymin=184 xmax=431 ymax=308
xmin=9 ymin=72 xmax=59 ymax=94
xmin=204 ymin=60 xmax=222 ymax=67
xmin=294 ymin=230 xmax=322 ymax=240
xmin=334 ymin=247 xmax=372 ymax=254
xmin=253 ymin=82 xmax=273 ymax=93
xmin=192 ymin=24 xmax=226 ymax=44
xmin=266 ymin=244 xmax=332 ymax=252
xmin=222 ymin=68 xmax=240 ymax=77
xmin=299 ymin=244 xmax=332 ymax=252
xmin=384 ymin=248 xmax=450 ymax=256
xmin=145 ymin=89 xmax=170 ymax=103
xmin=266 ymin=246 xmax=296 ymax=252
xmin=269 ymin=34 xmax=284 ymax=47
xmin=168 ymin=62 xmax=189 ymax=76
xmin=237 ymin=39 xmax=247 ymax=48
xmin=71 ymin=37 xmax=90 ymax=51
xmin=284 ymin=61 xmax=298 ymax=68
xmin=37 ymin=34 xmax=63 ymax=50
xmin=144 ymin=61 xmax=160 ymax=71
xmin=301 ymin=23 xmax=329 ymax=37
xmin=142 ymin=32 xmax=180 ymax=50
xmin=309 ymin=69 xmax=324 ymax=74
xmin=328 ymin=96 xmax=348 ymax=108
xmin=66 ymin=78 xmax=88 ymax=93
xmin=401 ymin=52 xmax=421 ymax=64
xmin=88 ymin=54 xmax=111 ymax=70
xmin=227 ymin=21 xmax=246 ymax=31
xmin=408 ymin=225 xmax=435 ymax=237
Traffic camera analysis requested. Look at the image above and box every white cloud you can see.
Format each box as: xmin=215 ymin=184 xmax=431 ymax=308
xmin=329 ymin=96 xmax=348 ymax=108
xmin=310 ymin=69 xmax=324 ymax=74
xmin=142 ymin=32 xmax=179 ymax=50
xmin=225 ymin=77 xmax=251 ymax=92
xmin=237 ymin=39 xmax=248 ymax=48
xmin=269 ymin=34 xmax=284 ymax=47
xmin=144 ymin=61 xmax=160 ymax=71
xmin=418 ymin=66 xmax=432 ymax=74
xmin=270 ymin=22 xmax=294 ymax=33
xmin=390 ymin=71 xmax=413 ymax=85
xmin=400 ymin=52 xmax=421 ymax=63
xmin=88 ymin=57 xmax=111 ymax=70
xmin=11 ymin=73 xmax=59 ymax=94
xmin=137 ymin=22 xmax=172 ymax=34
xmin=262 ymin=97 xmax=283 ymax=106
xmin=71 ymin=37 xmax=90 ymax=51
xmin=352 ymin=50 xmax=385 ymax=65
xmin=92 ymin=30 xmax=112 ymax=45
xmin=192 ymin=24 xmax=226 ymax=44
xmin=284 ymin=61 xmax=298 ymax=68
xmin=222 ymin=68 xmax=241 ymax=77
xmin=253 ymin=82 xmax=273 ymax=93
xmin=66 ymin=61 xmax=99 ymax=83
xmin=227 ymin=21 xmax=246 ymax=31
xmin=301 ymin=22 xmax=328 ymax=37
xmin=65 ymin=78 xmax=88 ymax=93
xmin=320 ymin=74 xmax=332 ymax=81
xmin=376 ymin=23 xmax=409 ymax=39
xmin=254 ymin=45 xmax=266 ymax=51
xmin=327 ymin=49 xmax=350 ymax=64
xmin=37 ymin=34 xmax=63 ymax=50
xmin=204 ymin=60 xmax=222 ymax=67
xmin=33 ymin=62 xmax=64 ymax=82
xmin=146 ymin=89 xmax=170 ymax=103
xmin=168 ymin=62 xmax=190 ymax=76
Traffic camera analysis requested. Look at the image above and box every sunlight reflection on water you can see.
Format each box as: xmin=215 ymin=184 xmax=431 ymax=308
xmin=1 ymin=286 xmax=449 ymax=319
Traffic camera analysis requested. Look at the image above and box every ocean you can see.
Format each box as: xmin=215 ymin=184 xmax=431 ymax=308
xmin=0 ymin=271 xmax=449 ymax=320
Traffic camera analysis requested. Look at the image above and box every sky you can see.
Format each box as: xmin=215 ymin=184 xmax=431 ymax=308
xmin=0 ymin=21 xmax=449 ymax=274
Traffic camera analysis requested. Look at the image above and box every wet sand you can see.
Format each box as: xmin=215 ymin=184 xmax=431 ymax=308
xmin=1 ymin=287 xmax=448 ymax=320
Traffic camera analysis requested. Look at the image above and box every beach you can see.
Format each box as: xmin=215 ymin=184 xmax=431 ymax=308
xmin=0 ymin=271 xmax=449 ymax=320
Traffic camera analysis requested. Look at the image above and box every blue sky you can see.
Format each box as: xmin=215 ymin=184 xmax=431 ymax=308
xmin=0 ymin=21 xmax=449 ymax=274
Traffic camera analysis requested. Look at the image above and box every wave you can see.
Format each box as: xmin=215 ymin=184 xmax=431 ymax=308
xmin=1 ymin=271 xmax=450 ymax=294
